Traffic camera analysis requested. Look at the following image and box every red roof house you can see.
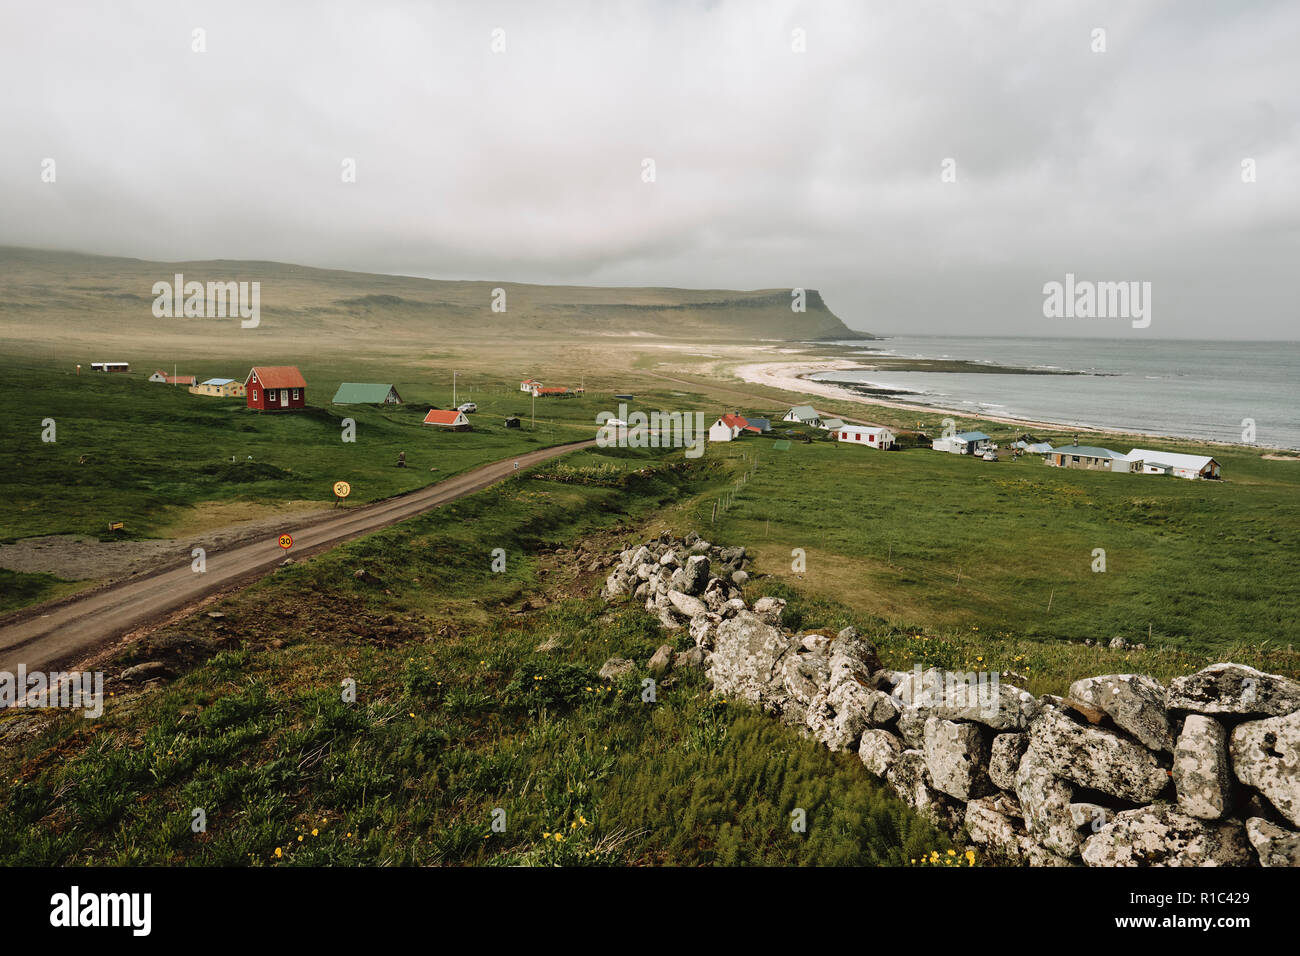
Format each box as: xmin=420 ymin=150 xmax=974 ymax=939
xmin=422 ymin=408 xmax=471 ymax=430
xmin=245 ymin=366 xmax=307 ymax=412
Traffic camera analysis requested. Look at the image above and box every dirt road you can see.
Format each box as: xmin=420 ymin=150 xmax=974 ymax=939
xmin=0 ymin=440 xmax=595 ymax=673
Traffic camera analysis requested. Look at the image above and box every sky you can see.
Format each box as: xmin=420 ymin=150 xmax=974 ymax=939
xmin=1 ymin=0 xmax=1297 ymax=338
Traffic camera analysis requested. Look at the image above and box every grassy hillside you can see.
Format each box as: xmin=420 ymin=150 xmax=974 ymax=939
xmin=0 ymin=246 xmax=867 ymax=353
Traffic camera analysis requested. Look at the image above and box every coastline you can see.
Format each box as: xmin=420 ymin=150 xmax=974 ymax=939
xmin=730 ymin=358 xmax=1288 ymax=453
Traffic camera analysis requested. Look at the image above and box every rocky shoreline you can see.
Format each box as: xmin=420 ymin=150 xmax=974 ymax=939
xmin=600 ymin=531 xmax=1300 ymax=867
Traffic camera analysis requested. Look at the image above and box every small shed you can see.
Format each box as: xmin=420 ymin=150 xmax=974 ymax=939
xmin=746 ymin=417 xmax=771 ymax=433
xmin=504 ymin=416 xmax=522 ymax=429
xmin=423 ymin=409 xmax=470 ymax=430
xmin=332 ymin=383 xmax=403 ymax=405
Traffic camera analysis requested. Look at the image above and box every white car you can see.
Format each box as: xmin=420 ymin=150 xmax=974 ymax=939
xmin=458 ymin=402 xmax=477 ymax=413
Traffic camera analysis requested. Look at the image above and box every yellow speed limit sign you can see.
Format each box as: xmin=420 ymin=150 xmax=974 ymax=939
xmin=333 ymin=481 xmax=351 ymax=499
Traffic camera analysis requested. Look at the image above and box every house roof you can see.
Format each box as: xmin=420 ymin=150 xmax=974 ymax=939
xmin=423 ymin=409 xmax=466 ymax=426
xmin=821 ymin=417 xmax=846 ymax=430
xmin=332 ymin=383 xmax=399 ymax=404
xmin=247 ymin=366 xmax=307 ymax=389
xmin=536 ymin=386 xmax=568 ymax=394
xmin=1054 ymin=445 xmax=1124 ymax=459
xmin=521 ymin=379 xmax=541 ymax=385
xmin=718 ymin=413 xmax=751 ymax=430
xmin=747 ymin=418 xmax=771 ymax=430
xmin=200 ymin=378 xmax=236 ymax=386
xmin=955 ymin=431 xmax=991 ymax=442
xmin=167 ymin=375 xmax=196 ymax=384
xmin=787 ymin=405 xmax=821 ymax=419
xmin=1127 ymin=449 xmax=1217 ymax=470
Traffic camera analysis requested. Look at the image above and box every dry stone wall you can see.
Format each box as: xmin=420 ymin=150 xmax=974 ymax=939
xmin=600 ymin=531 xmax=1300 ymax=867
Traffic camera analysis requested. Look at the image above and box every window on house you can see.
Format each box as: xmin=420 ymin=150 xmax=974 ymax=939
xmin=292 ymin=389 xmax=300 ymax=401
xmin=252 ymin=389 xmax=259 ymax=402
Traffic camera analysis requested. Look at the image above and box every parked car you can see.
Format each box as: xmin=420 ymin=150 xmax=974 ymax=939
xmin=458 ymin=402 xmax=477 ymax=413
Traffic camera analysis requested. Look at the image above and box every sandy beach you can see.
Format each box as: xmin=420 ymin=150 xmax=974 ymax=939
xmin=730 ymin=358 xmax=1113 ymax=434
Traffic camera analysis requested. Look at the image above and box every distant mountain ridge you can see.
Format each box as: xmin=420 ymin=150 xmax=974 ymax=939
xmin=0 ymin=246 xmax=872 ymax=347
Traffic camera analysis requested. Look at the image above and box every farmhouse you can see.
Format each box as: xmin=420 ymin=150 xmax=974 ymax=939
xmin=245 ymin=366 xmax=307 ymax=412
xmin=422 ymin=409 xmax=471 ymax=430
xmin=148 ymin=370 xmax=196 ymax=385
xmin=90 ymin=362 xmax=130 ymax=373
xmin=820 ymin=417 xmax=847 ymax=432
xmin=783 ymin=405 xmax=824 ymax=427
xmin=708 ymin=413 xmax=759 ymax=443
xmin=1127 ymin=449 xmax=1220 ymax=479
xmin=332 ymin=383 xmax=403 ymax=405
xmin=520 ymin=379 xmax=542 ymax=393
xmin=933 ymin=431 xmax=992 ymax=455
xmin=836 ymin=424 xmax=898 ymax=449
xmin=189 ymin=378 xmax=246 ymax=397
xmin=1046 ymin=445 xmax=1142 ymax=473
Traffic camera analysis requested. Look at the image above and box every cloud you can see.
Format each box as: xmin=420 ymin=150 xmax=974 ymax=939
xmin=1 ymin=0 xmax=1296 ymax=338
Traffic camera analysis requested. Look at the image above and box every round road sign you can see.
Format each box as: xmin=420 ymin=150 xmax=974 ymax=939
xmin=278 ymin=533 xmax=293 ymax=550
xmin=333 ymin=481 xmax=351 ymax=499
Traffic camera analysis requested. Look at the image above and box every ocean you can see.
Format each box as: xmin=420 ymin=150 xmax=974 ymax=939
xmin=813 ymin=336 xmax=1300 ymax=451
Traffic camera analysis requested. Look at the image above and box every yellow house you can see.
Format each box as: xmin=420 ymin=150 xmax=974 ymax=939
xmin=189 ymin=377 xmax=246 ymax=398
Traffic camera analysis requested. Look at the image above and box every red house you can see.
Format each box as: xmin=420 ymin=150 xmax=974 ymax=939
xmin=245 ymin=366 xmax=307 ymax=412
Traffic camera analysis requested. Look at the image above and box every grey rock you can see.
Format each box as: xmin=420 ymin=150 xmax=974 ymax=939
xmin=1068 ymin=674 xmax=1173 ymax=752
xmin=666 ymin=590 xmax=708 ymax=619
xmin=1173 ymin=714 xmax=1232 ymax=820
xmin=989 ymin=733 xmax=1028 ymax=791
xmin=751 ymin=596 xmax=786 ymax=626
xmin=859 ymin=729 xmax=903 ymax=777
xmin=1015 ymin=744 xmax=1083 ymax=858
xmin=781 ymin=650 xmax=830 ymax=707
xmin=965 ymin=797 xmax=1077 ymax=867
xmin=923 ymin=717 xmax=994 ymax=801
xmin=647 ymin=644 xmax=674 ymax=677
xmin=658 ymin=549 xmax=678 ymax=567
xmin=706 ymin=611 xmax=794 ymax=712
xmin=806 ymin=681 xmax=899 ymax=751
xmin=598 ymin=657 xmax=636 ymax=680
xmin=672 ymin=647 xmax=707 ymax=672
xmin=1230 ymin=709 xmax=1300 ymax=827
xmin=1168 ymin=663 xmax=1300 ymax=717
xmin=669 ymin=555 xmax=710 ymax=595
xmin=891 ymin=666 xmax=1039 ymax=731
xmin=730 ymin=570 xmax=750 ymax=587
xmin=688 ymin=613 xmax=718 ymax=650
xmin=121 ymin=661 xmax=169 ymax=681
xmin=1080 ymin=805 xmax=1253 ymax=867
xmin=1028 ymin=705 xmax=1169 ymax=803
xmin=886 ymin=750 xmax=963 ymax=829
xmin=896 ymin=707 xmax=928 ymax=749
xmin=1109 ymin=637 xmax=1129 ymax=650
xmin=1245 ymin=817 xmax=1300 ymax=867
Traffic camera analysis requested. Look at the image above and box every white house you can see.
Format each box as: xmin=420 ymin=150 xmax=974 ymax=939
xmin=835 ymin=424 xmax=897 ymax=449
xmin=933 ymin=431 xmax=992 ymax=455
xmin=708 ymin=413 xmax=758 ymax=443
xmin=1127 ymin=449 xmax=1220 ymax=480
xmin=783 ymin=405 xmax=823 ymax=427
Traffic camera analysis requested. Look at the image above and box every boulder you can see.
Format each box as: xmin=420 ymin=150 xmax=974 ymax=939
xmin=1080 ymin=805 xmax=1253 ymax=867
xmin=1173 ymin=714 xmax=1232 ymax=820
xmin=706 ymin=611 xmax=794 ymax=712
xmin=730 ymin=570 xmax=750 ymax=587
xmin=895 ymin=707 xmax=928 ymax=749
xmin=688 ymin=614 xmax=718 ymax=650
xmin=859 ymin=729 xmax=903 ymax=777
xmin=886 ymin=750 xmax=963 ymax=829
xmin=598 ymin=657 xmax=636 ymax=680
xmin=923 ymin=717 xmax=994 ymax=801
xmin=666 ymin=590 xmax=708 ymax=619
xmin=827 ymin=627 xmax=882 ymax=688
xmin=989 ymin=733 xmax=1028 ymax=791
xmin=1168 ymin=663 xmax=1300 ymax=717
xmin=1015 ymin=744 xmax=1083 ymax=858
xmin=1067 ymin=674 xmax=1173 ymax=752
xmin=964 ymin=797 xmax=1077 ymax=867
xmin=1245 ymin=817 xmax=1300 ymax=868
xmin=806 ymin=681 xmax=899 ymax=751
xmin=672 ymin=647 xmax=707 ymax=671
xmin=1027 ymin=705 xmax=1169 ymax=803
xmin=781 ymin=649 xmax=830 ymax=707
xmin=1230 ymin=709 xmax=1300 ymax=827
xmin=658 ymin=549 xmax=678 ymax=567
xmin=669 ymin=555 xmax=711 ymax=595
xmin=891 ymin=666 xmax=1039 ymax=731
xmin=647 ymin=644 xmax=674 ymax=677
xmin=751 ymin=596 xmax=786 ymax=626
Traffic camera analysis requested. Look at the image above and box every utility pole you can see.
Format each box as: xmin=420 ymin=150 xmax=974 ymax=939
xmin=453 ymin=370 xmax=457 ymax=408
xmin=531 ymin=390 xmax=536 ymax=430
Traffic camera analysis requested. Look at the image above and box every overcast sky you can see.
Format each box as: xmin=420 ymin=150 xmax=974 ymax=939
xmin=2 ymin=0 xmax=1297 ymax=338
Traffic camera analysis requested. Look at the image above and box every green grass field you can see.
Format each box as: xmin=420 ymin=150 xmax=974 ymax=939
xmin=3 ymin=351 xmax=1298 ymax=866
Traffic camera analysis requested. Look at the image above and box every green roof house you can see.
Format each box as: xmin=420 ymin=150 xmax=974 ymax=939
xmin=332 ymin=383 xmax=403 ymax=405
xmin=783 ymin=405 xmax=823 ymax=427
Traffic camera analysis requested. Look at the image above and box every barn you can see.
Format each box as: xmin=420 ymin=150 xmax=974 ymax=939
xmin=836 ymin=424 xmax=897 ymax=449
xmin=1127 ymin=449 xmax=1220 ymax=480
xmin=332 ymin=383 xmax=403 ymax=405
xmin=245 ymin=366 xmax=307 ymax=412
xmin=422 ymin=409 xmax=471 ymax=430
